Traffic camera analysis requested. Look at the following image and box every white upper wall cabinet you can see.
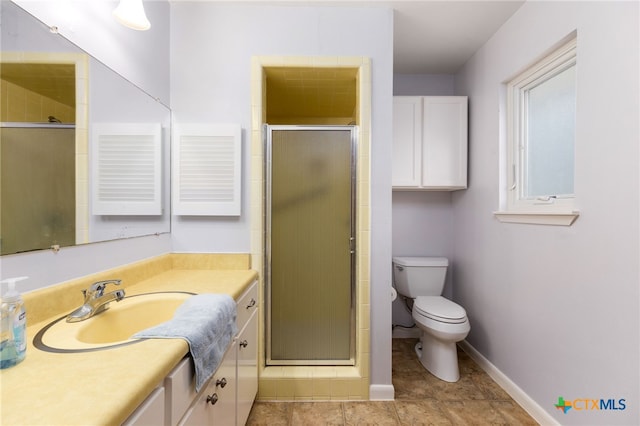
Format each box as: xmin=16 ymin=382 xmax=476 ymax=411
xmin=172 ymin=124 xmax=242 ymax=216
xmin=392 ymin=96 xmax=468 ymax=190
xmin=92 ymin=123 xmax=163 ymax=215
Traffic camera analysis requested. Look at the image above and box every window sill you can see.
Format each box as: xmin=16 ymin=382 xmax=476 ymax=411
xmin=493 ymin=211 xmax=579 ymax=226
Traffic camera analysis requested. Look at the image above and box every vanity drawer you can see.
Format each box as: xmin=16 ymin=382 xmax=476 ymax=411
xmin=236 ymin=281 xmax=258 ymax=330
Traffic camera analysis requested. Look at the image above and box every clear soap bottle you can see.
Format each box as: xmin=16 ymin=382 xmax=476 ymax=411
xmin=0 ymin=277 xmax=28 ymax=369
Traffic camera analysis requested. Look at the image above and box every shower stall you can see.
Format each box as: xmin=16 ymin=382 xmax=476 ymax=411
xmin=0 ymin=123 xmax=76 ymax=255
xmin=265 ymin=125 xmax=357 ymax=366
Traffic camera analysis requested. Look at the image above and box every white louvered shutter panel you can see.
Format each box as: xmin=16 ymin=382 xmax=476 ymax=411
xmin=172 ymin=124 xmax=241 ymax=216
xmin=91 ymin=123 xmax=162 ymax=215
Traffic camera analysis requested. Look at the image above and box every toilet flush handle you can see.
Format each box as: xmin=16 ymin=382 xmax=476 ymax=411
xmin=395 ymin=265 xmax=404 ymax=272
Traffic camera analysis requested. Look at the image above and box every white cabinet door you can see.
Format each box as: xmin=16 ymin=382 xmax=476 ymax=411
xmin=181 ymin=341 xmax=237 ymax=426
xmin=165 ymin=358 xmax=197 ymax=426
xmin=236 ymin=282 xmax=258 ymax=334
xmin=392 ymin=96 xmax=467 ymax=190
xmin=421 ymin=97 xmax=467 ymax=190
xmin=172 ymin=123 xmax=242 ymax=216
xmin=392 ymin=96 xmax=422 ymax=187
xmin=236 ymin=312 xmax=258 ymax=426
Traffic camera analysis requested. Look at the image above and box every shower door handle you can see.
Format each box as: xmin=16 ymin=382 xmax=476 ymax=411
xmin=349 ymin=237 xmax=355 ymax=254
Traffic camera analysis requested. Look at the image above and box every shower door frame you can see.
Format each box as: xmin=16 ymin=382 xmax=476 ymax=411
xmin=264 ymin=125 xmax=358 ymax=366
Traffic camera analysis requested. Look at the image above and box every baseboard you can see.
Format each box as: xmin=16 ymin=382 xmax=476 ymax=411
xmin=458 ymin=341 xmax=559 ymax=426
xmin=369 ymin=384 xmax=395 ymax=401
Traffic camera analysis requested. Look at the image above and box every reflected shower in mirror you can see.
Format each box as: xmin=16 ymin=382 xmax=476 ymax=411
xmin=0 ymin=1 xmax=170 ymax=255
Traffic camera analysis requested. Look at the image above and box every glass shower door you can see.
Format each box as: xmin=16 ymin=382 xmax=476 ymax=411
xmin=1 ymin=125 xmax=76 ymax=255
xmin=266 ymin=126 xmax=356 ymax=365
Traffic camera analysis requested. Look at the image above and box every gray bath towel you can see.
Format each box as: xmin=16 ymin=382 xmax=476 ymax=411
xmin=132 ymin=293 xmax=237 ymax=392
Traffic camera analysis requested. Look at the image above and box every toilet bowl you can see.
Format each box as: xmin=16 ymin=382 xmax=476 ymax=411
xmin=392 ymin=257 xmax=470 ymax=382
xmin=412 ymin=296 xmax=470 ymax=382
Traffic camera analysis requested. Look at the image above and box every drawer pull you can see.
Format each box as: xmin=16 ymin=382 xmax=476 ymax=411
xmin=246 ymin=298 xmax=256 ymax=309
xmin=239 ymin=340 xmax=248 ymax=348
xmin=216 ymin=377 xmax=227 ymax=388
xmin=206 ymin=393 xmax=219 ymax=405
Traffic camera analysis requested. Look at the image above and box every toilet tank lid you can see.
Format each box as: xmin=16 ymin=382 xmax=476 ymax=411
xmin=393 ymin=257 xmax=448 ymax=267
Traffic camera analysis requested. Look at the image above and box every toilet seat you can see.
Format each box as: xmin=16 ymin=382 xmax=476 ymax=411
xmin=414 ymin=296 xmax=467 ymax=324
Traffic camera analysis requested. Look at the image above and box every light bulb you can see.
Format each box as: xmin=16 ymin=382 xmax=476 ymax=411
xmin=113 ymin=0 xmax=151 ymax=31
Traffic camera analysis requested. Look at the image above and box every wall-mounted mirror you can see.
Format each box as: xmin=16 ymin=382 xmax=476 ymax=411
xmin=0 ymin=1 xmax=171 ymax=255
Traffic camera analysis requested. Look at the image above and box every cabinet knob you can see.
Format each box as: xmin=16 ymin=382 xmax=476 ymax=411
xmin=239 ymin=340 xmax=248 ymax=348
xmin=216 ymin=377 xmax=227 ymax=388
xmin=246 ymin=298 xmax=256 ymax=309
xmin=206 ymin=393 xmax=219 ymax=405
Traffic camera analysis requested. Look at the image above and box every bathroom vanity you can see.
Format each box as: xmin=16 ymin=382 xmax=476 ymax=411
xmin=125 ymin=280 xmax=258 ymax=426
xmin=0 ymin=254 xmax=258 ymax=425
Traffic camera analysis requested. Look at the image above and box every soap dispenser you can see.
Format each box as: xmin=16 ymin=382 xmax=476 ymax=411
xmin=0 ymin=276 xmax=28 ymax=369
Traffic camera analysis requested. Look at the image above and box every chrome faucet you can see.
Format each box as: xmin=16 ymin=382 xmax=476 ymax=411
xmin=66 ymin=279 xmax=125 ymax=323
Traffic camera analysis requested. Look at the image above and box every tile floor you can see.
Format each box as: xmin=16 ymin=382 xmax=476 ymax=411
xmin=246 ymin=338 xmax=539 ymax=425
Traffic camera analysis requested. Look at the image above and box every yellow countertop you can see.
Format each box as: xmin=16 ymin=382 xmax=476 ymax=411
xmin=0 ymin=265 xmax=258 ymax=425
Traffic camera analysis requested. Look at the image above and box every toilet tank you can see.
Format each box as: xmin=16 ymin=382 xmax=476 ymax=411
xmin=392 ymin=257 xmax=448 ymax=298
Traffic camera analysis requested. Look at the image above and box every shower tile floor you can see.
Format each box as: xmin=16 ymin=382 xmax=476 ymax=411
xmin=246 ymin=338 xmax=539 ymax=425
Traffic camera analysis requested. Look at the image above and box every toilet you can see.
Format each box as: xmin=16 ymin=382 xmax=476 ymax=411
xmin=392 ymin=256 xmax=470 ymax=382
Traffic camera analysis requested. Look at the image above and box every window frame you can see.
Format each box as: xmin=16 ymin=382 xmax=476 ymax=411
xmin=497 ymin=37 xmax=579 ymax=226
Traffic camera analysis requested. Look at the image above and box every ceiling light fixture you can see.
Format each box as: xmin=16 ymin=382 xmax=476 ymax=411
xmin=113 ymin=0 xmax=151 ymax=31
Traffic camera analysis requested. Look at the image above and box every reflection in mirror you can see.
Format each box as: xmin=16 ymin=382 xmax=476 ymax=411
xmin=0 ymin=1 xmax=170 ymax=255
xmin=2 ymin=124 xmax=76 ymax=254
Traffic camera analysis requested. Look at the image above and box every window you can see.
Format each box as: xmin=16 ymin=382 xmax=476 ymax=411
xmin=497 ymin=37 xmax=579 ymax=226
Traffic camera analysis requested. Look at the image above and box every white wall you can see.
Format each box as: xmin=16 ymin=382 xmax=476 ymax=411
xmin=393 ymin=73 xmax=455 ymax=97
xmin=169 ymin=2 xmax=394 ymax=392
xmin=1 ymin=1 xmax=173 ymax=290
xmin=454 ymin=1 xmax=639 ymax=424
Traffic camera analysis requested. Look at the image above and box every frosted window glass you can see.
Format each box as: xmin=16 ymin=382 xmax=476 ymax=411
xmin=525 ymin=65 xmax=576 ymax=198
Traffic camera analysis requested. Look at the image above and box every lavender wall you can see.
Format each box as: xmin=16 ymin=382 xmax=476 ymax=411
xmin=453 ymin=2 xmax=639 ymax=424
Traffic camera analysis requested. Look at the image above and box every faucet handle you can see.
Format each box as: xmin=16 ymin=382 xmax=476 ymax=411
xmin=85 ymin=279 xmax=122 ymax=298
